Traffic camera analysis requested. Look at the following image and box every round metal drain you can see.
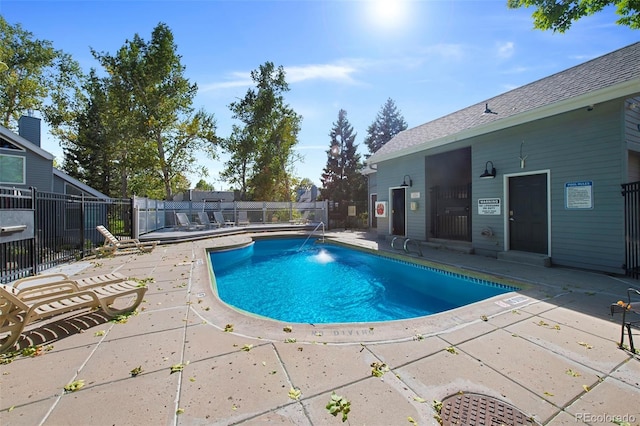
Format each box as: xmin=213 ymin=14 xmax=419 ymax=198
xmin=440 ymin=392 xmax=536 ymax=425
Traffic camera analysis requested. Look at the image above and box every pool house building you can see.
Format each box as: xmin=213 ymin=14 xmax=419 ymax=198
xmin=365 ymin=42 xmax=640 ymax=276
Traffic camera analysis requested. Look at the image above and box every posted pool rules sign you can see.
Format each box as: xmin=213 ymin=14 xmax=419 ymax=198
xmin=478 ymin=198 xmax=501 ymax=215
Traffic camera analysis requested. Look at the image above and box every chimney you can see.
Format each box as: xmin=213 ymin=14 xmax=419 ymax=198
xmin=18 ymin=114 xmax=41 ymax=147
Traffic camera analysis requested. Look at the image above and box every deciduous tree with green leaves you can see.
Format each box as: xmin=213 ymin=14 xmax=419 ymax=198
xmin=364 ymin=98 xmax=408 ymax=157
xmin=0 ymin=16 xmax=84 ymax=131
xmin=195 ymin=179 xmax=215 ymax=191
xmin=508 ymin=0 xmax=640 ymax=32
xmin=91 ymin=23 xmax=217 ymax=199
xmin=222 ymin=62 xmax=301 ymax=201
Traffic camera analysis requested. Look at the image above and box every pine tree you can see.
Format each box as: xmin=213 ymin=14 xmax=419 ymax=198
xmin=363 ymin=98 xmax=408 ymax=157
xmin=63 ymin=71 xmax=115 ymax=196
xmin=321 ymin=109 xmax=366 ymax=203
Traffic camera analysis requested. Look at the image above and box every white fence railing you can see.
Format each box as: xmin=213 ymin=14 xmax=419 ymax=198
xmin=134 ymin=197 xmax=329 ymax=235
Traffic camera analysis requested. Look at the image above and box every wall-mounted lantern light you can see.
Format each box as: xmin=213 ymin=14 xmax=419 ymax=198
xmin=479 ymin=161 xmax=496 ymax=179
xmin=400 ymin=174 xmax=412 ymax=187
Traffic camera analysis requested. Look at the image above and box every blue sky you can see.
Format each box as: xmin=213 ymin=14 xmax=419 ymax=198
xmin=1 ymin=0 xmax=638 ymax=190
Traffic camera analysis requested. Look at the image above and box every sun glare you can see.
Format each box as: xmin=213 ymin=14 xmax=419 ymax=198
xmin=370 ymin=0 xmax=409 ymax=30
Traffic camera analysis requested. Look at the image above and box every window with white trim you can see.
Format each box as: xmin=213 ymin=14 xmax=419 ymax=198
xmin=0 ymin=154 xmax=26 ymax=184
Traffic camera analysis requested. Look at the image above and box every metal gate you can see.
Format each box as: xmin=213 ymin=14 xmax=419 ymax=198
xmin=622 ymin=181 xmax=640 ymax=279
xmin=430 ymin=184 xmax=472 ymax=241
xmin=0 ymin=186 xmax=132 ymax=283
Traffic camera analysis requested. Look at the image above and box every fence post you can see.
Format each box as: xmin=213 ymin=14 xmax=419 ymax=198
xmin=130 ymin=197 xmax=137 ymax=239
xmin=80 ymin=193 xmax=86 ymax=258
xmin=30 ymin=187 xmax=39 ymax=276
xmin=262 ymin=201 xmax=267 ymax=225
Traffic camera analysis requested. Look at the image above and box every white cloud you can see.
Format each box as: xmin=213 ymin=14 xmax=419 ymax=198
xmin=199 ymin=71 xmax=254 ymax=92
xmin=496 ymin=41 xmax=515 ymax=58
xmin=285 ymin=63 xmax=359 ymax=84
xmin=421 ymin=43 xmax=466 ymax=61
xmin=200 ymin=63 xmax=360 ymax=93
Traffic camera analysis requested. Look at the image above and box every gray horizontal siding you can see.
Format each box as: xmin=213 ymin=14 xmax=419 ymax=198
xmin=374 ymin=98 xmax=629 ymax=273
xmin=472 ymin=100 xmax=625 ymax=272
xmin=1 ymin=149 xmax=52 ymax=191
xmin=26 ymin=151 xmax=54 ymax=191
xmin=374 ymin=154 xmax=426 ymax=240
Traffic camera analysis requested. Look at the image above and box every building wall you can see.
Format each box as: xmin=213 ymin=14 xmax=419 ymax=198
xmin=374 ymin=99 xmax=628 ymax=274
xmin=3 ymin=149 xmax=53 ymax=191
xmin=625 ymin=96 xmax=640 ymax=181
xmin=473 ymin=100 xmax=625 ymax=272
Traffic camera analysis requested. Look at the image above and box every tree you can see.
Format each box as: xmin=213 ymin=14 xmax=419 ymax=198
xmin=63 ymin=70 xmax=117 ymax=196
xmin=363 ymin=98 xmax=408 ymax=157
xmin=508 ymin=0 xmax=640 ymax=32
xmin=91 ymin=23 xmax=217 ymax=199
xmin=321 ymin=109 xmax=366 ymax=204
xmin=0 ymin=16 xmax=84 ymax=130
xmin=297 ymin=177 xmax=315 ymax=190
xmin=195 ymin=179 xmax=215 ymax=191
xmin=223 ymin=62 xmax=302 ymax=201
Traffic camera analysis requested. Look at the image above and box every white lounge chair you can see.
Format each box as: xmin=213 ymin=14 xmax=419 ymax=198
xmin=96 ymin=225 xmax=158 ymax=256
xmin=1 ymin=279 xmax=147 ymax=353
xmin=196 ymin=212 xmax=219 ymax=229
xmin=213 ymin=211 xmax=234 ymax=227
xmin=11 ymin=272 xmax=128 ymax=290
xmin=175 ymin=213 xmax=205 ymax=231
xmin=236 ymin=211 xmax=250 ymax=226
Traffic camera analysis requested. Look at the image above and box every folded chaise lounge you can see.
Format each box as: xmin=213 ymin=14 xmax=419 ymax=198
xmin=96 ymin=225 xmax=158 ymax=256
xmin=0 ymin=278 xmax=147 ymax=353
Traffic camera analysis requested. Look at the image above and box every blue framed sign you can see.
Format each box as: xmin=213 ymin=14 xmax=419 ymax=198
xmin=565 ymin=181 xmax=593 ymax=209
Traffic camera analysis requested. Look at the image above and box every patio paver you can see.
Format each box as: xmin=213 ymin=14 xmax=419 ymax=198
xmin=1 ymin=230 xmax=639 ymax=425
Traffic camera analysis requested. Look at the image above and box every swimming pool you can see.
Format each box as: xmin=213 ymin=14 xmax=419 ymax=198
xmin=209 ymin=238 xmax=517 ymax=324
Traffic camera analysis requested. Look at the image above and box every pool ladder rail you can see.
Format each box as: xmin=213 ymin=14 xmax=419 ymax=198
xmin=298 ymin=221 xmax=325 ymax=251
xmin=391 ymin=236 xmax=423 ymax=257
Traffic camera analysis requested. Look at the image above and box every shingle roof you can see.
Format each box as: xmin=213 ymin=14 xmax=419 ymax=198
xmin=0 ymin=125 xmax=54 ymax=161
xmin=368 ymin=42 xmax=640 ymax=164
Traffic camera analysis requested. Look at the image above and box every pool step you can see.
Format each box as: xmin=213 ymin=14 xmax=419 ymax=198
xmin=497 ymin=250 xmax=551 ymax=267
xmin=424 ymin=239 xmax=474 ymax=254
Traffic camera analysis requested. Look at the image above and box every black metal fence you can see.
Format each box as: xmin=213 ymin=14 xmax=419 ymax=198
xmin=622 ymin=181 xmax=640 ymax=279
xmin=430 ymin=184 xmax=472 ymax=241
xmin=327 ymin=200 xmax=368 ymax=229
xmin=0 ymin=186 xmax=132 ymax=283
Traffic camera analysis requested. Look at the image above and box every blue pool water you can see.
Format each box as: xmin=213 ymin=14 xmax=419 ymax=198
xmin=209 ymin=239 xmax=516 ymax=324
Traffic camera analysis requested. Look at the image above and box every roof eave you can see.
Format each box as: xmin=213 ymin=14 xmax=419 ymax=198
xmin=368 ymin=78 xmax=640 ymax=166
xmin=0 ymin=125 xmax=55 ymax=161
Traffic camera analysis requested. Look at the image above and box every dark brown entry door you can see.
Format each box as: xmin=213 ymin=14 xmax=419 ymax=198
xmin=509 ymin=174 xmax=548 ymax=254
xmin=392 ymin=188 xmax=406 ymax=236
xmin=371 ymin=194 xmax=377 ymax=228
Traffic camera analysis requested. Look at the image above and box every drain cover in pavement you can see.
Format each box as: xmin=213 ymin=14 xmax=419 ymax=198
xmin=441 ymin=392 xmax=536 ymax=425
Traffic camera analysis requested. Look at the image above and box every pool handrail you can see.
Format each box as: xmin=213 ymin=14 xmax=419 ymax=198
xmin=298 ymin=221 xmax=325 ymax=251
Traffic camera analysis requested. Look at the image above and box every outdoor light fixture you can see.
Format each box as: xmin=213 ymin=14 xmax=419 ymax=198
xmin=400 ymin=175 xmax=412 ymax=187
xmin=479 ymin=161 xmax=496 ymax=179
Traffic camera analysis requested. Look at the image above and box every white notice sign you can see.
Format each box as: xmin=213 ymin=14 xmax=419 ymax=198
xmin=478 ymin=198 xmax=501 ymax=215
xmin=565 ymin=181 xmax=593 ymax=209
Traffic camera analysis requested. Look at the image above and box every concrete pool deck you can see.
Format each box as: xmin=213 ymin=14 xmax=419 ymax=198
xmin=1 ymin=230 xmax=639 ymax=425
